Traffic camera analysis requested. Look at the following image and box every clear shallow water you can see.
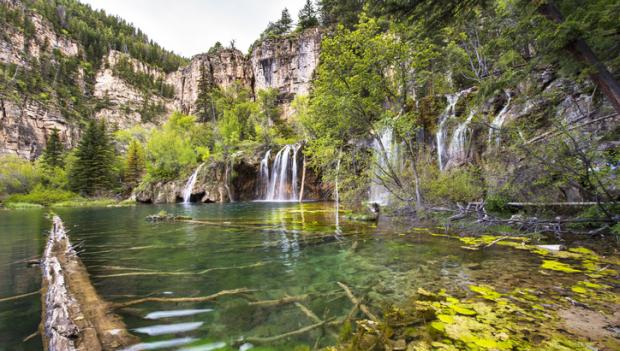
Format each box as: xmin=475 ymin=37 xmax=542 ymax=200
xmin=0 ymin=203 xmax=598 ymax=350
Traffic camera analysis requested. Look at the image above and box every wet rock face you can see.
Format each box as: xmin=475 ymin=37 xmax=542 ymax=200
xmin=250 ymin=28 xmax=321 ymax=119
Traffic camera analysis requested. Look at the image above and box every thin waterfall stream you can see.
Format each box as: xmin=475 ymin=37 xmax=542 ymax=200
xmin=182 ymin=163 xmax=204 ymax=203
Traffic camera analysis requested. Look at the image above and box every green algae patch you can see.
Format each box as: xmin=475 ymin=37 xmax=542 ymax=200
xmin=469 ymin=285 xmax=502 ymax=301
xmin=541 ymin=260 xmax=581 ymax=273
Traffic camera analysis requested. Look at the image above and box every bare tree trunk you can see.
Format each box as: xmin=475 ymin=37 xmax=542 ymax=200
xmin=299 ymin=156 xmax=306 ymax=202
xmin=539 ymin=1 xmax=620 ymax=114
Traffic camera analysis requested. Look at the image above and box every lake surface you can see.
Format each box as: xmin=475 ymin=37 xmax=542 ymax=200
xmin=0 ymin=203 xmax=615 ymax=350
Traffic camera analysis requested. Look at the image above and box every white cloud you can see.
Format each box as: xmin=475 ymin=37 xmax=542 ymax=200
xmin=80 ymin=0 xmax=308 ymax=57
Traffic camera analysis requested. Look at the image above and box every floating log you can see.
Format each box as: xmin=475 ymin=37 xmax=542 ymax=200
xmin=40 ymin=215 xmax=138 ymax=351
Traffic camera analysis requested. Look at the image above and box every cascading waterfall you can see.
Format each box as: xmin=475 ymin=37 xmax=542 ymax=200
xmin=488 ymin=92 xmax=511 ymax=146
xmin=369 ymin=128 xmax=399 ymax=206
xmin=436 ymin=92 xmax=464 ymax=170
xmin=258 ymin=150 xmax=271 ymax=198
xmin=182 ymin=163 xmax=204 ymax=203
xmin=260 ymin=144 xmax=302 ymax=201
xmin=446 ymin=110 xmax=476 ymax=165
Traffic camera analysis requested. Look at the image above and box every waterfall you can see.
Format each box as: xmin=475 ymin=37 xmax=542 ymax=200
xmin=488 ymin=92 xmax=511 ymax=146
xmin=182 ymin=163 xmax=204 ymax=203
xmin=259 ymin=150 xmax=271 ymax=198
xmin=262 ymin=144 xmax=302 ymax=201
xmin=446 ymin=110 xmax=476 ymax=165
xmin=436 ymin=92 xmax=462 ymax=170
xmin=369 ymin=128 xmax=398 ymax=206
xmin=292 ymin=144 xmax=301 ymax=198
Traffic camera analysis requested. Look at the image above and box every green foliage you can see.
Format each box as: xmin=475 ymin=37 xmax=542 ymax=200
xmin=3 ymin=202 xmax=44 ymax=209
xmin=297 ymin=0 xmax=319 ymax=30
xmin=19 ymin=0 xmax=187 ymax=73
xmin=5 ymin=184 xmax=77 ymax=206
xmin=196 ymin=63 xmax=216 ymax=122
xmin=42 ymin=129 xmax=64 ymax=169
xmin=69 ymin=120 xmax=117 ymax=195
xmin=207 ymin=41 xmax=224 ymax=55
xmin=124 ymin=140 xmax=146 ymax=190
xmin=0 ymin=155 xmax=40 ymax=196
xmin=145 ymin=112 xmax=204 ymax=180
xmin=421 ymin=166 xmax=484 ymax=205
xmin=260 ymin=8 xmax=293 ymax=39
xmin=112 ymin=55 xmax=175 ymax=98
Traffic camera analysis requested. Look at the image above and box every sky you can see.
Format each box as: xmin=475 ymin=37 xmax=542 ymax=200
xmin=80 ymin=0 xmax=308 ymax=57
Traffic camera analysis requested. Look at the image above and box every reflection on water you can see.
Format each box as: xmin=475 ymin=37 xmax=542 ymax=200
xmin=0 ymin=202 xmax=610 ymax=350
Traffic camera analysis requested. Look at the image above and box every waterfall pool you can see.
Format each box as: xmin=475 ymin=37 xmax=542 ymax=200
xmin=0 ymin=203 xmax=618 ymax=350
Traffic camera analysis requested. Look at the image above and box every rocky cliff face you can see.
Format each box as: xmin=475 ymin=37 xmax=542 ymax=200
xmin=0 ymin=98 xmax=80 ymax=159
xmin=165 ymin=49 xmax=251 ymax=115
xmin=250 ymin=28 xmax=321 ymax=118
xmin=0 ymin=1 xmax=321 ymax=159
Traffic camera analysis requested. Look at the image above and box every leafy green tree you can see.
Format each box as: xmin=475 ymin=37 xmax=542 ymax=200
xmin=297 ymin=0 xmax=319 ymax=30
xmin=0 ymin=155 xmax=40 ymax=196
xmin=69 ymin=120 xmax=116 ymax=195
xmin=146 ymin=112 xmax=208 ymax=180
xmin=42 ymin=128 xmax=64 ymax=168
xmin=124 ymin=140 xmax=146 ymax=190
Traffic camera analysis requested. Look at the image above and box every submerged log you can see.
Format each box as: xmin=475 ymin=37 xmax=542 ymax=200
xmin=40 ymin=215 xmax=137 ymax=351
xmin=112 ymin=288 xmax=256 ymax=309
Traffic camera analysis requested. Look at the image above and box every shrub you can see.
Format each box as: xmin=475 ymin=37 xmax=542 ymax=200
xmin=5 ymin=185 xmax=78 ymax=206
xmin=485 ymin=193 xmax=511 ymax=213
xmin=422 ymin=166 xmax=484 ymax=205
xmin=0 ymin=155 xmax=40 ymax=196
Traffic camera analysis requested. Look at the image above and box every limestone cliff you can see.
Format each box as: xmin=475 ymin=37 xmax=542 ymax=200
xmin=250 ymin=28 xmax=321 ymax=118
xmin=166 ymin=49 xmax=251 ymax=115
xmin=0 ymin=0 xmax=321 ymax=158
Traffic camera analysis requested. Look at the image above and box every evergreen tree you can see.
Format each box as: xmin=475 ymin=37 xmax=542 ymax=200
xmin=275 ymin=8 xmax=293 ymax=34
xmin=42 ymin=128 xmax=64 ymax=168
xmin=297 ymin=0 xmax=319 ymax=30
xmin=124 ymin=139 xmax=145 ymax=190
xmin=196 ymin=63 xmax=216 ymax=122
xmin=208 ymin=41 xmax=224 ymax=55
xmin=69 ymin=120 xmax=116 ymax=195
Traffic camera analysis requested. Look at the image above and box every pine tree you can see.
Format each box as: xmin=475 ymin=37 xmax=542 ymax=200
xmin=275 ymin=8 xmax=293 ymax=34
xmin=124 ymin=139 xmax=145 ymax=190
xmin=297 ymin=0 xmax=319 ymax=30
xmin=42 ymin=128 xmax=64 ymax=168
xmin=196 ymin=63 xmax=216 ymax=122
xmin=69 ymin=120 xmax=116 ymax=195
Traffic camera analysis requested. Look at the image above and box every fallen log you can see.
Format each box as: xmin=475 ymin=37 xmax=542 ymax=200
xmin=337 ymin=282 xmax=379 ymax=322
xmin=244 ymin=320 xmax=330 ymax=344
xmin=40 ymin=215 xmax=137 ymax=351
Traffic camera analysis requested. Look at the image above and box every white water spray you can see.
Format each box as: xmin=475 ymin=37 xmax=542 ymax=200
xmin=436 ymin=90 xmax=470 ymax=170
xmin=446 ymin=110 xmax=476 ymax=165
xmin=369 ymin=128 xmax=399 ymax=206
xmin=260 ymin=144 xmax=303 ymax=201
xmin=182 ymin=163 xmax=204 ymax=203
xmin=488 ymin=92 xmax=511 ymax=146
